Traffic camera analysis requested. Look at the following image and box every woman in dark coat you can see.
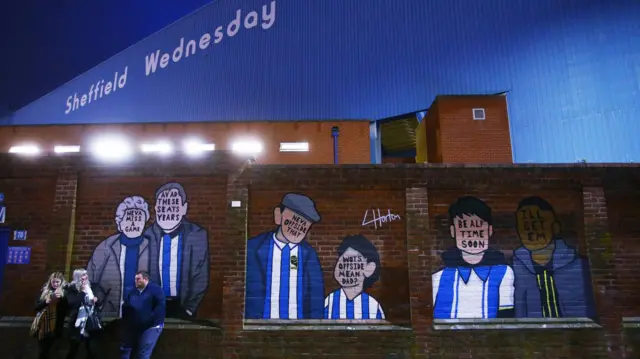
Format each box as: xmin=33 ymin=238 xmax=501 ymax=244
xmin=64 ymin=268 xmax=100 ymax=359
xmin=35 ymin=271 xmax=69 ymax=359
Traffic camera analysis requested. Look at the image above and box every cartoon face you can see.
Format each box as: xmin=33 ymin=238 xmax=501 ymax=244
xmin=517 ymin=205 xmax=557 ymax=250
xmin=450 ymin=214 xmax=493 ymax=254
xmin=155 ymin=188 xmax=188 ymax=232
xmin=334 ymin=247 xmax=376 ymax=288
xmin=273 ymin=207 xmax=312 ymax=244
xmin=118 ymin=208 xmax=147 ymax=238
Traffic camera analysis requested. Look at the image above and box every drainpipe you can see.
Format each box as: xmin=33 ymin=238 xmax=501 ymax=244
xmin=331 ymin=126 xmax=340 ymax=164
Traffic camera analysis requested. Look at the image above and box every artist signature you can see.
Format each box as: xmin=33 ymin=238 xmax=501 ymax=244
xmin=361 ymin=208 xmax=402 ymax=229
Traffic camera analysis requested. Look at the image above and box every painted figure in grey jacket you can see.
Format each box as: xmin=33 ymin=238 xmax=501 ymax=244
xmin=87 ymin=196 xmax=151 ymax=317
xmin=145 ymin=182 xmax=209 ymax=320
xmin=512 ymin=196 xmax=595 ymax=319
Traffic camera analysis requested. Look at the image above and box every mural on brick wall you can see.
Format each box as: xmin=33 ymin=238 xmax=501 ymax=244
xmin=87 ymin=182 xmax=210 ymax=319
xmin=245 ymin=193 xmax=392 ymax=321
xmin=432 ymin=195 xmax=595 ymax=320
xmin=87 ymin=195 xmax=151 ymax=316
xmin=432 ymin=196 xmax=515 ymax=319
xmin=512 ymin=196 xmax=594 ymax=318
xmin=245 ymin=193 xmax=325 ymax=319
xmin=324 ymin=235 xmax=385 ymax=319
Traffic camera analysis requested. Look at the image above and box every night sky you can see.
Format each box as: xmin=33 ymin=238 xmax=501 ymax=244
xmin=0 ymin=0 xmax=213 ymax=113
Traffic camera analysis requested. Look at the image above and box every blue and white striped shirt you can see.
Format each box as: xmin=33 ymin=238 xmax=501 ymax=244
xmin=324 ymin=289 xmax=385 ymax=320
xmin=432 ymin=264 xmax=514 ymax=319
xmin=159 ymin=233 xmax=183 ymax=298
xmin=263 ymin=234 xmax=303 ymax=319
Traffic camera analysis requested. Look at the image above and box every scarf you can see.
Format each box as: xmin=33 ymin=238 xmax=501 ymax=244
xmin=74 ymin=285 xmax=95 ymax=337
xmin=37 ymin=295 xmax=57 ymax=340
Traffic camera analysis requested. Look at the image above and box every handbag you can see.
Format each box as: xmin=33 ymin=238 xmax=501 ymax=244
xmin=84 ymin=305 xmax=103 ymax=332
xmin=29 ymin=311 xmax=44 ymax=337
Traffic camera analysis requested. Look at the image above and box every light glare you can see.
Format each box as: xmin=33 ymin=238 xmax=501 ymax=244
xmin=90 ymin=136 xmax=133 ymax=161
xmin=279 ymin=142 xmax=309 ymax=152
xmin=141 ymin=142 xmax=173 ymax=154
xmin=9 ymin=145 xmax=40 ymax=155
xmin=54 ymin=145 xmax=81 ymax=153
xmin=232 ymin=141 xmax=263 ymax=154
xmin=183 ymin=140 xmax=215 ymax=155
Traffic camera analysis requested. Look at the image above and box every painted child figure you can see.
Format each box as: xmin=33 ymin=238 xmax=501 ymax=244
xmin=432 ymin=196 xmax=515 ymax=319
xmin=324 ymin=235 xmax=385 ymax=320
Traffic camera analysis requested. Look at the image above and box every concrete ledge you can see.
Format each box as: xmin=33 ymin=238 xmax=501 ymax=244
xmin=433 ymin=317 xmax=601 ymax=330
xmin=248 ymin=163 xmax=640 ymax=169
xmin=622 ymin=317 xmax=640 ymax=329
xmin=0 ymin=316 xmax=221 ymax=331
xmin=243 ymin=319 xmax=411 ymax=331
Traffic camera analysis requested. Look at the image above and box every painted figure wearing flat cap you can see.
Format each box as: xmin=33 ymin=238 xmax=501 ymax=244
xmin=245 ymin=193 xmax=325 ymax=319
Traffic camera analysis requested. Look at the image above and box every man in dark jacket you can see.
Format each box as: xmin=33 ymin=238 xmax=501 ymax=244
xmin=120 ymin=270 xmax=166 ymax=359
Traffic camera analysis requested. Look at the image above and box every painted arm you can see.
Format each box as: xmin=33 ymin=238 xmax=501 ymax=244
xmin=185 ymin=229 xmax=210 ymax=315
xmin=87 ymin=240 xmax=109 ymax=289
xmin=305 ymin=248 xmax=325 ymax=319
xmin=376 ymin=301 xmax=386 ymax=320
xmin=432 ymin=270 xmax=442 ymax=307
xmin=572 ymin=257 xmax=596 ymax=319
xmin=244 ymin=237 xmax=268 ymax=319
xmin=498 ymin=265 xmax=515 ymax=318
xmin=323 ymin=295 xmax=330 ymax=319
xmin=512 ymin=261 xmax=528 ymax=318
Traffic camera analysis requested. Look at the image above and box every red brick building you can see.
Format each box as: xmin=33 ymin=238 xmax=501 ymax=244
xmin=0 ymin=152 xmax=638 ymax=359
xmin=1 ymin=95 xmax=515 ymax=166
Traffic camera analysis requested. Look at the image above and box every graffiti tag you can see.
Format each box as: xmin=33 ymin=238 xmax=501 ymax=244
xmin=361 ymin=208 xmax=401 ymax=229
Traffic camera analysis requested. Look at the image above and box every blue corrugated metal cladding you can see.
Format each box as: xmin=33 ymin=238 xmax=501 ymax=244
xmin=3 ymin=0 xmax=639 ymax=163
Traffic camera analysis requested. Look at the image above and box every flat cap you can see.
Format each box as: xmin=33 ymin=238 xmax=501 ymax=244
xmin=281 ymin=193 xmax=321 ymax=223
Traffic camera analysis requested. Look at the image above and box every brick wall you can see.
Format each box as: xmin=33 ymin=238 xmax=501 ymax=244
xmin=0 ymin=154 xmax=639 ymax=359
xmin=435 ymin=95 xmax=513 ymax=164
xmin=0 ymin=121 xmax=372 ymax=165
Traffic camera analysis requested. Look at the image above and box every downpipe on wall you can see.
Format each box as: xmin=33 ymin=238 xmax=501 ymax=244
xmin=332 ymin=126 xmax=340 ymax=164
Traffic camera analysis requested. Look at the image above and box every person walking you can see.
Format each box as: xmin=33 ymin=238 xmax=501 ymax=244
xmin=120 ymin=270 xmax=165 ymax=359
xmin=64 ymin=269 xmax=100 ymax=359
xmin=34 ymin=272 xmax=68 ymax=359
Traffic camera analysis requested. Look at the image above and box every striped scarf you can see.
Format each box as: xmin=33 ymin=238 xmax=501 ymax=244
xmin=37 ymin=302 xmax=57 ymax=340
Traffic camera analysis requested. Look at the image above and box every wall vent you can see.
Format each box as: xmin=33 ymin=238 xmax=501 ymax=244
xmin=472 ymin=108 xmax=486 ymax=120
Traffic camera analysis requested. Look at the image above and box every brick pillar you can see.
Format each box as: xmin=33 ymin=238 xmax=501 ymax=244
xmin=405 ymin=187 xmax=431 ymax=358
xmin=46 ymin=165 xmax=78 ymax=276
xmin=582 ymin=186 xmax=623 ymax=358
xmin=223 ymin=170 xmax=249 ymax=359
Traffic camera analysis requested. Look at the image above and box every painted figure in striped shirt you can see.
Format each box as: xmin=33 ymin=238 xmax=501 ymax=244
xmin=432 ymin=196 xmax=515 ymax=319
xmin=245 ymin=193 xmax=325 ymax=319
xmin=324 ymin=235 xmax=385 ymax=320
xmin=146 ymin=182 xmax=209 ymax=320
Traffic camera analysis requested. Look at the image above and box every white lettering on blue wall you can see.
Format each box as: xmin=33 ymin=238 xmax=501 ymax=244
xmin=145 ymin=1 xmax=276 ymax=76
xmin=61 ymin=1 xmax=276 ymax=115
xmin=65 ymin=67 xmax=128 ymax=115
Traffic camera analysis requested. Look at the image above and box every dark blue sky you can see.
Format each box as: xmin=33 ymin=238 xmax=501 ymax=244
xmin=0 ymin=0 xmax=213 ymax=113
